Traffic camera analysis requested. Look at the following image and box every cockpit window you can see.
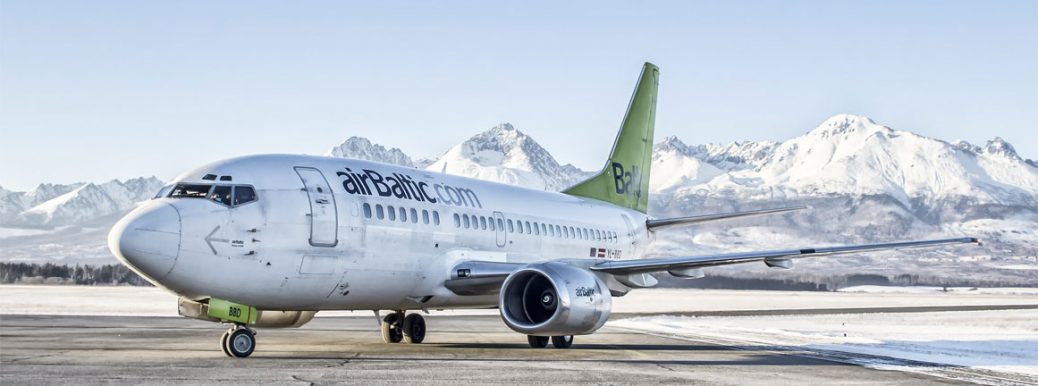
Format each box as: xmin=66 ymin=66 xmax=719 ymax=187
xmin=233 ymin=186 xmax=257 ymax=206
xmin=169 ymin=184 xmax=212 ymax=198
xmin=153 ymin=185 xmax=173 ymax=199
xmin=209 ymin=185 xmax=233 ymax=206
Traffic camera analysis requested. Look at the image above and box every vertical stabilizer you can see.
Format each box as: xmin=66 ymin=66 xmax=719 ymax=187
xmin=563 ymin=62 xmax=658 ymax=213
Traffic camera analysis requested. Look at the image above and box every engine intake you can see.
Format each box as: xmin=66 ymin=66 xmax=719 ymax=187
xmin=499 ymin=262 xmax=611 ymax=336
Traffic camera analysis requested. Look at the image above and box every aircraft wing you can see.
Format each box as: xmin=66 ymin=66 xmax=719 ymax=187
xmin=590 ymin=237 xmax=980 ymax=275
xmin=443 ymin=237 xmax=980 ymax=295
xmin=645 ymin=206 xmax=806 ymax=231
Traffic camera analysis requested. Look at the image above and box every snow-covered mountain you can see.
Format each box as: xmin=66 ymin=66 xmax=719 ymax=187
xmin=3 ymin=115 xmax=1037 ymax=284
xmin=326 ymin=137 xmax=415 ymax=167
xmin=421 ymin=123 xmax=591 ymax=191
xmin=655 ymin=115 xmax=1038 ymax=206
xmin=1 ymin=177 xmax=163 ymax=227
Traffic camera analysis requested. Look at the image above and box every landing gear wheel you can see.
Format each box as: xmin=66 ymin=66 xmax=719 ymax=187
xmin=381 ymin=312 xmax=403 ymax=343
xmin=551 ymin=335 xmax=574 ymax=349
xmin=225 ymin=328 xmax=256 ymax=358
xmin=527 ymin=335 xmax=549 ymax=348
xmin=220 ymin=330 xmax=232 ymax=357
xmin=402 ymin=313 xmax=426 ymax=344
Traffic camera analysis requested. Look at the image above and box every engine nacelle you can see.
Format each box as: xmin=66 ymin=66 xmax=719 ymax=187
xmin=178 ymin=297 xmax=317 ymax=328
xmin=253 ymin=310 xmax=317 ymax=328
xmin=499 ymin=262 xmax=612 ymax=336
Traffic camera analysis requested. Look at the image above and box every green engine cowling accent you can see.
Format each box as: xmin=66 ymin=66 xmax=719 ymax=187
xmin=207 ymin=297 xmax=258 ymax=325
xmin=563 ymin=62 xmax=658 ymax=213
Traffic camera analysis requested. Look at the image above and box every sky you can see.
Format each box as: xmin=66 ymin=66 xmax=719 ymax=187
xmin=1 ymin=0 xmax=1036 ymax=191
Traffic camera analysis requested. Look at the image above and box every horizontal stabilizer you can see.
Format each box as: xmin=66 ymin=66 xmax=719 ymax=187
xmin=646 ymin=206 xmax=806 ymax=231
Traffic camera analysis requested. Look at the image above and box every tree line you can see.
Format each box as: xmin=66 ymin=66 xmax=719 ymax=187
xmin=0 ymin=262 xmax=152 ymax=286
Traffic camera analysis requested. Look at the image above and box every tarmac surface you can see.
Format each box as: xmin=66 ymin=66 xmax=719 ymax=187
xmin=0 ymin=314 xmax=973 ymax=385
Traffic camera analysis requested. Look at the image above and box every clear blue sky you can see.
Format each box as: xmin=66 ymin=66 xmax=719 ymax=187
xmin=1 ymin=0 xmax=1036 ymax=191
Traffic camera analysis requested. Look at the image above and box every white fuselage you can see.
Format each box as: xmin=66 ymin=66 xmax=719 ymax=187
xmin=110 ymin=154 xmax=651 ymax=311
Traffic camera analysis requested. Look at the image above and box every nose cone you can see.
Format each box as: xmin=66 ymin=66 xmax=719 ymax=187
xmin=109 ymin=201 xmax=181 ymax=281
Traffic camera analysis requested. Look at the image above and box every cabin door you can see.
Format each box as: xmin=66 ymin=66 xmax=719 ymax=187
xmin=294 ymin=167 xmax=338 ymax=247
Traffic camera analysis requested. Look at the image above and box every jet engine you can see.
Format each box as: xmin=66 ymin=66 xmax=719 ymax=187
xmin=498 ymin=262 xmax=611 ymax=336
xmin=178 ymin=297 xmax=316 ymax=328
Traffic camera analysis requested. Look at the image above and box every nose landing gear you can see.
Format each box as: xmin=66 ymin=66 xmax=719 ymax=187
xmin=220 ymin=325 xmax=256 ymax=358
xmin=380 ymin=311 xmax=426 ymax=344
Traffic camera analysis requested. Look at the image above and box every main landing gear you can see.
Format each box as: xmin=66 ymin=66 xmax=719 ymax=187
xmin=527 ymin=334 xmax=574 ymax=349
xmin=220 ymin=325 xmax=256 ymax=358
xmin=381 ymin=311 xmax=426 ymax=344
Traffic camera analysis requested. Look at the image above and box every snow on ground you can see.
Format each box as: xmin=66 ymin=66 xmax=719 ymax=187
xmin=4 ymin=286 xmax=1038 ymax=317
xmin=838 ymin=285 xmax=1038 ymax=295
xmin=0 ymin=227 xmax=54 ymax=239
xmin=612 ymin=310 xmax=1038 ymax=379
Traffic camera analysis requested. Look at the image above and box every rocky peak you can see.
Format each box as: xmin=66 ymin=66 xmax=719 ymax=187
xmin=983 ymin=137 xmax=1021 ymax=160
xmin=326 ymin=136 xmax=414 ymax=167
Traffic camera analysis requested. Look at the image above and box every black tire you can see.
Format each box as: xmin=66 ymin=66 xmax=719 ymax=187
xmin=402 ymin=313 xmax=426 ymax=344
xmin=226 ymin=328 xmax=255 ymax=358
xmin=551 ymin=335 xmax=573 ymax=349
xmin=220 ymin=330 xmax=232 ymax=357
xmin=381 ymin=313 xmax=403 ymax=343
xmin=527 ymin=335 xmax=549 ymax=348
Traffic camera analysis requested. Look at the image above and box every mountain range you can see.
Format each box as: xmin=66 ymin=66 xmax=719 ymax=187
xmin=2 ymin=115 xmax=1036 ymax=284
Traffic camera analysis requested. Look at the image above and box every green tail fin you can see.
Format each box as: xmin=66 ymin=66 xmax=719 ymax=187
xmin=563 ymin=62 xmax=659 ymax=213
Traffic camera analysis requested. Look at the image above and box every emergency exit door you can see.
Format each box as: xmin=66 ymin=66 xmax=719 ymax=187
xmin=294 ymin=167 xmax=338 ymax=247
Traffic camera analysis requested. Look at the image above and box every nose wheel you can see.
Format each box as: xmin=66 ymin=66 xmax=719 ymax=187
xmin=381 ymin=311 xmax=426 ymax=344
xmin=220 ymin=326 xmax=256 ymax=358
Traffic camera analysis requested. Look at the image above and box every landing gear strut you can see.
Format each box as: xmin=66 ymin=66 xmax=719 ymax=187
xmin=381 ymin=311 xmax=426 ymax=344
xmin=220 ymin=325 xmax=256 ymax=358
xmin=527 ymin=335 xmax=573 ymax=348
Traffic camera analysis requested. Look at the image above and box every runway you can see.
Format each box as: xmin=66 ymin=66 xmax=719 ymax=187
xmin=1 ymin=314 xmax=972 ymax=385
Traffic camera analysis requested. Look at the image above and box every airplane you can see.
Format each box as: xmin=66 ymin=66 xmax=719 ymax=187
xmin=108 ymin=62 xmax=979 ymax=358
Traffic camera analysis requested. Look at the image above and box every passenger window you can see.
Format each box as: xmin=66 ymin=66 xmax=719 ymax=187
xmin=433 ymin=211 xmax=440 ymax=225
xmin=488 ymin=218 xmax=495 ymax=231
xmin=363 ymin=203 xmax=372 ymax=218
xmin=540 ymin=223 xmax=547 ymax=235
xmin=387 ymin=206 xmax=396 ymax=221
xmin=375 ymin=205 xmax=384 ymax=219
xmin=517 ymin=221 xmax=524 ymax=234
xmin=170 ymin=184 xmax=211 ymax=198
xmin=497 ymin=218 xmax=504 ymax=230
xmin=463 ymin=215 xmax=471 ymax=229
xmin=548 ymin=225 xmax=555 ymax=237
xmin=232 ymin=186 xmax=257 ymax=206
xmin=525 ymin=221 xmax=532 ymax=234
xmin=454 ymin=213 xmax=461 ymax=228
xmin=410 ymin=208 xmax=417 ymax=223
xmin=422 ymin=210 xmax=430 ymax=224
xmin=594 ymin=230 xmax=601 ymax=240
xmin=582 ymin=228 xmax=588 ymax=240
xmin=480 ymin=216 xmax=487 ymax=230
xmin=507 ymin=219 xmax=514 ymax=233
xmin=399 ymin=207 xmax=407 ymax=222
xmin=209 ymin=185 xmax=232 ymax=206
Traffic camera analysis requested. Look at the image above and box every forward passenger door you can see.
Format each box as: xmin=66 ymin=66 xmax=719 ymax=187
xmin=294 ymin=167 xmax=338 ymax=247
